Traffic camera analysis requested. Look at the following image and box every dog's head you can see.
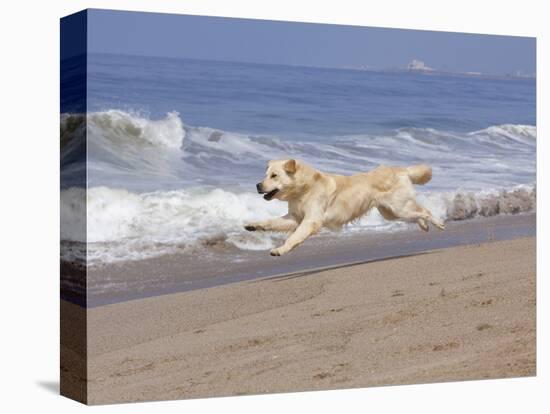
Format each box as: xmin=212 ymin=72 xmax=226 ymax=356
xmin=256 ymin=159 xmax=301 ymax=201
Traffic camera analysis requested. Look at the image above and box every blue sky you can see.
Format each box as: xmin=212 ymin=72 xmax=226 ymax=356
xmin=86 ymin=9 xmax=536 ymax=76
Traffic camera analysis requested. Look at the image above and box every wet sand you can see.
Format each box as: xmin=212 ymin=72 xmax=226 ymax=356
xmin=78 ymin=213 xmax=535 ymax=306
xmin=74 ymin=235 xmax=536 ymax=404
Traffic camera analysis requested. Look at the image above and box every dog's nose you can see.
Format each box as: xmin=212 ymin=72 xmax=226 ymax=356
xmin=256 ymin=182 xmax=263 ymax=193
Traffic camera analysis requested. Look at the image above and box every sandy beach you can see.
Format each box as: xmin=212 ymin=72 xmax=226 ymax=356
xmin=61 ymin=233 xmax=536 ymax=404
xmin=68 ymin=213 xmax=535 ymax=307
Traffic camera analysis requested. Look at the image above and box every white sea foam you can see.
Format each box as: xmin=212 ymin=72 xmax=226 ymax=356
xmin=60 ymin=183 xmax=535 ymax=264
xmin=61 ymin=186 xmax=288 ymax=263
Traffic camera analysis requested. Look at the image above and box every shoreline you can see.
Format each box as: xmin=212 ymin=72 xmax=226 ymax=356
xmin=67 ymin=213 xmax=536 ymax=307
xmin=72 ymin=236 xmax=536 ymax=404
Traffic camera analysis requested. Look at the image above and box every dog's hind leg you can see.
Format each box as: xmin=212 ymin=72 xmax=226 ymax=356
xmin=424 ymin=210 xmax=445 ymax=230
xmin=382 ymin=199 xmax=445 ymax=230
xmin=244 ymin=216 xmax=298 ymax=233
xmin=379 ymin=204 xmax=428 ymax=231
xmin=410 ymin=204 xmax=445 ymax=230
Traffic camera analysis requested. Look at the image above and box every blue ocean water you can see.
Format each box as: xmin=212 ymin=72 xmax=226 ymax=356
xmin=60 ymin=53 xmax=536 ymax=263
xmin=87 ymin=53 xmax=535 ymax=138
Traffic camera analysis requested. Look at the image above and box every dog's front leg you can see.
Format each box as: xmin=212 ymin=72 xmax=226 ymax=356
xmin=270 ymin=219 xmax=322 ymax=256
xmin=244 ymin=216 xmax=298 ymax=233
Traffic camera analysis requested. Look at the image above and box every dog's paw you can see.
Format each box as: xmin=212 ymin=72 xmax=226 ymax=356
xmin=270 ymin=247 xmax=287 ymax=256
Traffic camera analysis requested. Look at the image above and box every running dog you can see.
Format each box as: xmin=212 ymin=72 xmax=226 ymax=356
xmin=245 ymin=159 xmax=445 ymax=256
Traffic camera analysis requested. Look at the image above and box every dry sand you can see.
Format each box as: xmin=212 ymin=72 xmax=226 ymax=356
xmin=69 ymin=237 xmax=536 ymax=404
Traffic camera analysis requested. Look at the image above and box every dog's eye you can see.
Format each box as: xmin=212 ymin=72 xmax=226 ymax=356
xmin=271 ymin=173 xmax=277 ymax=178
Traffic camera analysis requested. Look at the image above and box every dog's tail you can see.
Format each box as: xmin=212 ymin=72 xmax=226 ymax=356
xmin=406 ymin=164 xmax=432 ymax=185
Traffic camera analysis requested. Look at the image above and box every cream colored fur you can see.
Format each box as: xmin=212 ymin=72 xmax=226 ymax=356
xmin=245 ymin=159 xmax=445 ymax=256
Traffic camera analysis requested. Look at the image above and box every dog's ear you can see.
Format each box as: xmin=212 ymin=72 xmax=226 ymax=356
xmin=284 ymin=159 xmax=297 ymax=174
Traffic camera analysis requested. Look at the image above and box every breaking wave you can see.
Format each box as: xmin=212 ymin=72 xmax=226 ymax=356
xmin=60 ymin=110 xmax=536 ymax=264
xmin=60 ymin=184 xmax=535 ymax=265
xmin=61 ymin=110 xmax=536 ymax=192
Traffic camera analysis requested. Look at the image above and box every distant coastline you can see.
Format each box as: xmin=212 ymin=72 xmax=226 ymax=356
xmin=339 ymin=59 xmax=536 ymax=80
xmin=86 ymin=51 xmax=536 ymax=80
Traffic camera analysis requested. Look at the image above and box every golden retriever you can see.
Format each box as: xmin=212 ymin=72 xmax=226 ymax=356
xmin=245 ymin=159 xmax=445 ymax=256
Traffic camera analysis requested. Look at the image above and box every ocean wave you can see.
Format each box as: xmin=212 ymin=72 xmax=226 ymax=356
xmin=61 ymin=186 xmax=287 ymax=264
xmin=469 ymin=124 xmax=536 ymax=146
xmin=61 ymin=111 xmax=187 ymax=188
xmin=61 ymin=110 xmax=536 ymax=192
xmin=89 ymin=110 xmax=184 ymax=149
xmin=59 ymin=109 xmax=536 ymax=264
xmin=60 ymin=183 xmax=535 ymax=265
xmin=61 ymin=110 xmax=184 ymax=150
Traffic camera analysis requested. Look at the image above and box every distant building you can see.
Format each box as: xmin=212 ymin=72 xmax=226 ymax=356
xmin=407 ymin=59 xmax=434 ymax=71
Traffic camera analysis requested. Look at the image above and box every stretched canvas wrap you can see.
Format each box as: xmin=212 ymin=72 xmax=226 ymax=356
xmin=60 ymin=9 xmax=536 ymax=405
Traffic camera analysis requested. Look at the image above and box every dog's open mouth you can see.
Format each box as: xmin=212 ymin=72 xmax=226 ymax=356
xmin=263 ymin=189 xmax=279 ymax=200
